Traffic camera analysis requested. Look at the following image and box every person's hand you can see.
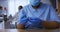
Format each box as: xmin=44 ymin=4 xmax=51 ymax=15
xmin=42 ymin=20 xmax=59 ymax=29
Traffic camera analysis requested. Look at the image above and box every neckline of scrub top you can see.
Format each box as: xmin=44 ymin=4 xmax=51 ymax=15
xmin=29 ymin=4 xmax=43 ymax=12
xmin=28 ymin=4 xmax=45 ymax=18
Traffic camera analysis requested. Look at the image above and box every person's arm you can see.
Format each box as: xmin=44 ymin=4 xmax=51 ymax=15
xmin=17 ymin=24 xmax=25 ymax=29
xmin=43 ymin=21 xmax=60 ymax=29
xmin=17 ymin=8 xmax=27 ymax=29
xmin=43 ymin=5 xmax=60 ymax=29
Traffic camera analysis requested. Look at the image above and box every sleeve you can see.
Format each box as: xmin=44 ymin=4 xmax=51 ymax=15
xmin=17 ymin=9 xmax=28 ymax=25
xmin=49 ymin=5 xmax=60 ymax=22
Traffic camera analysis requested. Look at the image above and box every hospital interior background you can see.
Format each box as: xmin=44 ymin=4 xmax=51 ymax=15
xmin=0 ymin=0 xmax=60 ymax=29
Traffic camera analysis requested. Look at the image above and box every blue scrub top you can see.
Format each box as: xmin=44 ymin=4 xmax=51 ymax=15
xmin=17 ymin=3 xmax=60 ymax=29
xmin=0 ymin=10 xmax=4 ymax=15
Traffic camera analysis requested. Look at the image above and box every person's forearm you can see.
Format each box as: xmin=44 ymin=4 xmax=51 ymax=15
xmin=43 ymin=21 xmax=60 ymax=29
xmin=17 ymin=24 xmax=25 ymax=29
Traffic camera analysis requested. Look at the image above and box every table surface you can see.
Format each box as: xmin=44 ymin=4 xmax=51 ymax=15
xmin=0 ymin=28 xmax=60 ymax=32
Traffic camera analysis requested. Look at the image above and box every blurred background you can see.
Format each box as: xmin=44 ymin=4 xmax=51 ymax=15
xmin=0 ymin=0 xmax=60 ymax=29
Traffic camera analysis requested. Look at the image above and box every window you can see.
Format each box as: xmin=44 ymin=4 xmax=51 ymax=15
xmin=8 ymin=0 xmax=29 ymax=16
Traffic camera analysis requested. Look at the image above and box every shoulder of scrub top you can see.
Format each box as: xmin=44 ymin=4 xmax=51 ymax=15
xmin=22 ymin=3 xmax=53 ymax=10
xmin=20 ymin=3 xmax=53 ymax=13
xmin=23 ymin=4 xmax=30 ymax=8
xmin=19 ymin=4 xmax=30 ymax=13
xmin=40 ymin=2 xmax=53 ymax=8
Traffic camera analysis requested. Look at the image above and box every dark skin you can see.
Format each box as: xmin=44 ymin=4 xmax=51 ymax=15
xmin=17 ymin=3 xmax=60 ymax=29
xmin=17 ymin=20 xmax=60 ymax=29
xmin=42 ymin=21 xmax=60 ymax=29
xmin=32 ymin=3 xmax=42 ymax=10
xmin=58 ymin=0 xmax=60 ymax=14
xmin=0 ymin=8 xmax=2 ymax=10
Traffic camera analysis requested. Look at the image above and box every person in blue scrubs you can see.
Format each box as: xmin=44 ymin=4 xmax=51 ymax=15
xmin=0 ymin=6 xmax=4 ymax=23
xmin=17 ymin=0 xmax=60 ymax=29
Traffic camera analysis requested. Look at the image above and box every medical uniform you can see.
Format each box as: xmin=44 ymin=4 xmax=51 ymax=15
xmin=0 ymin=10 xmax=4 ymax=29
xmin=17 ymin=3 xmax=60 ymax=29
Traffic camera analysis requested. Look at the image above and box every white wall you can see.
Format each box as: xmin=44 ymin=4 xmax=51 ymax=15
xmin=8 ymin=0 xmax=15 ymax=16
xmin=8 ymin=0 xmax=29 ymax=16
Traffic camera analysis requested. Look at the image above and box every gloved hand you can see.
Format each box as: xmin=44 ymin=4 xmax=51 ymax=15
xmin=28 ymin=17 xmax=43 ymax=28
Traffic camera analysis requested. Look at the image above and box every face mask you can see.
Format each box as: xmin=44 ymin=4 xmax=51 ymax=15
xmin=29 ymin=0 xmax=41 ymax=6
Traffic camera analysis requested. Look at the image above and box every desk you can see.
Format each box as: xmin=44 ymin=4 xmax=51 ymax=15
xmin=0 ymin=28 xmax=60 ymax=32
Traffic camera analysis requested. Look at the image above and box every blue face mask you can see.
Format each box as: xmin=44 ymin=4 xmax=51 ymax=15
xmin=29 ymin=0 xmax=41 ymax=6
